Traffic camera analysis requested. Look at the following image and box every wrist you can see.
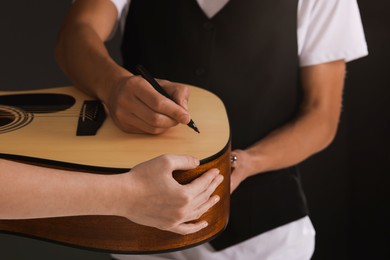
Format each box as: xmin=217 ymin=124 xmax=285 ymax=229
xmin=245 ymin=148 xmax=269 ymax=174
xmin=86 ymin=173 xmax=131 ymax=218
xmin=107 ymin=171 xmax=144 ymax=220
xmin=97 ymin=65 xmax=133 ymax=105
xmin=103 ymin=173 xmax=130 ymax=218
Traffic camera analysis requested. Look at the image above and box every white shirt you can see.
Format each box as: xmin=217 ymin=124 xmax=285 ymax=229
xmin=110 ymin=0 xmax=368 ymax=67
xmin=108 ymin=1 xmax=367 ymax=259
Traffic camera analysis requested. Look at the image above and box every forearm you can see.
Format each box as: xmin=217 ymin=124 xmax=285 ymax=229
xmin=56 ymin=24 xmax=129 ymax=103
xmin=245 ymin=108 xmax=338 ymax=174
xmin=239 ymin=60 xmax=346 ymax=178
xmin=0 ymin=159 xmax=122 ymax=219
xmin=55 ymin=0 xmax=130 ymax=104
xmin=0 ymin=156 xmax=224 ymax=235
xmin=56 ymin=1 xmax=193 ymax=134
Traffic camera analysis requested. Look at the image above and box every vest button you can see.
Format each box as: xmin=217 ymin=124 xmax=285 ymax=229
xmin=203 ymin=22 xmax=214 ymax=31
xmin=195 ymin=68 xmax=205 ymax=76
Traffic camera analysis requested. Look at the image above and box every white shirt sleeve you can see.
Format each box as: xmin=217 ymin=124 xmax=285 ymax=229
xmin=110 ymin=0 xmax=129 ymax=18
xmin=110 ymin=0 xmax=368 ymax=67
xmin=109 ymin=0 xmax=131 ymax=35
xmin=298 ymin=0 xmax=368 ymax=66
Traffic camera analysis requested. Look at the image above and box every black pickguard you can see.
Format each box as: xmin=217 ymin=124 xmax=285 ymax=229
xmin=0 ymin=93 xmax=76 ymax=113
xmin=0 ymin=93 xmax=76 ymax=133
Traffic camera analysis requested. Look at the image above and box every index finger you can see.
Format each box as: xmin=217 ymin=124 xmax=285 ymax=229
xmin=184 ymin=168 xmax=221 ymax=196
xmin=134 ymin=77 xmax=190 ymax=124
xmin=157 ymin=80 xmax=190 ymax=111
xmin=168 ymin=221 xmax=209 ymax=235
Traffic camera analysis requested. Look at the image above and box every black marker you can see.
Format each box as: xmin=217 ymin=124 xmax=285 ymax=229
xmin=136 ymin=64 xmax=200 ymax=133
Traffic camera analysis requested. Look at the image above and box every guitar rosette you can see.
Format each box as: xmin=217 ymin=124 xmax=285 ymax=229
xmin=0 ymin=105 xmax=33 ymax=134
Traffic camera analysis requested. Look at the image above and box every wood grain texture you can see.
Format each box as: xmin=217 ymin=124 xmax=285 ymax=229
xmin=0 ymin=86 xmax=230 ymax=169
xmin=0 ymin=86 xmax=231 ymax=253
xmin=0 ymin=147 xmax=230 ymax=253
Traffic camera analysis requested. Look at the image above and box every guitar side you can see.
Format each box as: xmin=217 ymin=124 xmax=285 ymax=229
xmin=0 ymin=86 xmax=231 ymax=253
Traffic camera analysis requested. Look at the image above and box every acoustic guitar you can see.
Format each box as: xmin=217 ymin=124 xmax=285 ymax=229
xmin=0 ymin=86 xmax=231 ymax=253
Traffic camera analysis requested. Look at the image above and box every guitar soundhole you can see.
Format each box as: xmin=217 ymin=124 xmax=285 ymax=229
xmin=0 ymin=106 xmax=33 ymax=134
xmin=0 ymin=113 xmax=13 ymax=126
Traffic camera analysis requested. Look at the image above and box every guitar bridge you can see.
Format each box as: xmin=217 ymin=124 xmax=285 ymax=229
xmin=76 ymin=100 xmax=106 ymax=136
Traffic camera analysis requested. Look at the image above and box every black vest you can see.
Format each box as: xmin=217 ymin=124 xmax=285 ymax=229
xmin=122 ymin=0 xmax=308 ymax=250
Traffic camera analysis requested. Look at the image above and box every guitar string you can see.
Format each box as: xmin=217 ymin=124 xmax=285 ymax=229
xmin=0 ymin=107 xmax=89 ymax=116
xmin=0 ymin=105 xmax=104 ymax=121
xmin=0 ymin=112 xmax=81 ymax=117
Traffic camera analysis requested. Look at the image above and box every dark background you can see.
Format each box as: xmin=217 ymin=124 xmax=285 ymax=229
xmin=0 ymin=1 xmax=388 ymax=259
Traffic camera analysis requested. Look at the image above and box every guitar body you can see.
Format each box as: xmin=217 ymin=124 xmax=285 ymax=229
xmin=0 ymin=86 xmax=231 ymax=253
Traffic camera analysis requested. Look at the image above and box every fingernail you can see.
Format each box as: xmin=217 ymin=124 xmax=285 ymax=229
xmin=214 ymin=196 xmax=220 ymax=204
xmin=179 ymin=113 xmax=190 ymax=124
xmin=183 ymin=100 xmax=189 ymax=110
xmin=212 ymin=168 xmax=220 ymax=175
xmin=202 ymin=221 xmax=208 ymax=228
xmin=193 ymin=158 xmax=200 ymax=166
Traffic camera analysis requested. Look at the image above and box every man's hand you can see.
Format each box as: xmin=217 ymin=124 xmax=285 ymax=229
xmin=117 ymin=154 xmax=223 ymax=235
xmin=106 ymin=76 xmax=191 ymax=134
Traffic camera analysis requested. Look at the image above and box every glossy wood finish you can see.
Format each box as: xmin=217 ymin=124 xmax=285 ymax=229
xmin=0 ymin=86 xmax=230 ymax=168
xmin=0 ymin=146 xmax=230 ymax=253
xmin=0 ymin=86 xmax=231 ymax=253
